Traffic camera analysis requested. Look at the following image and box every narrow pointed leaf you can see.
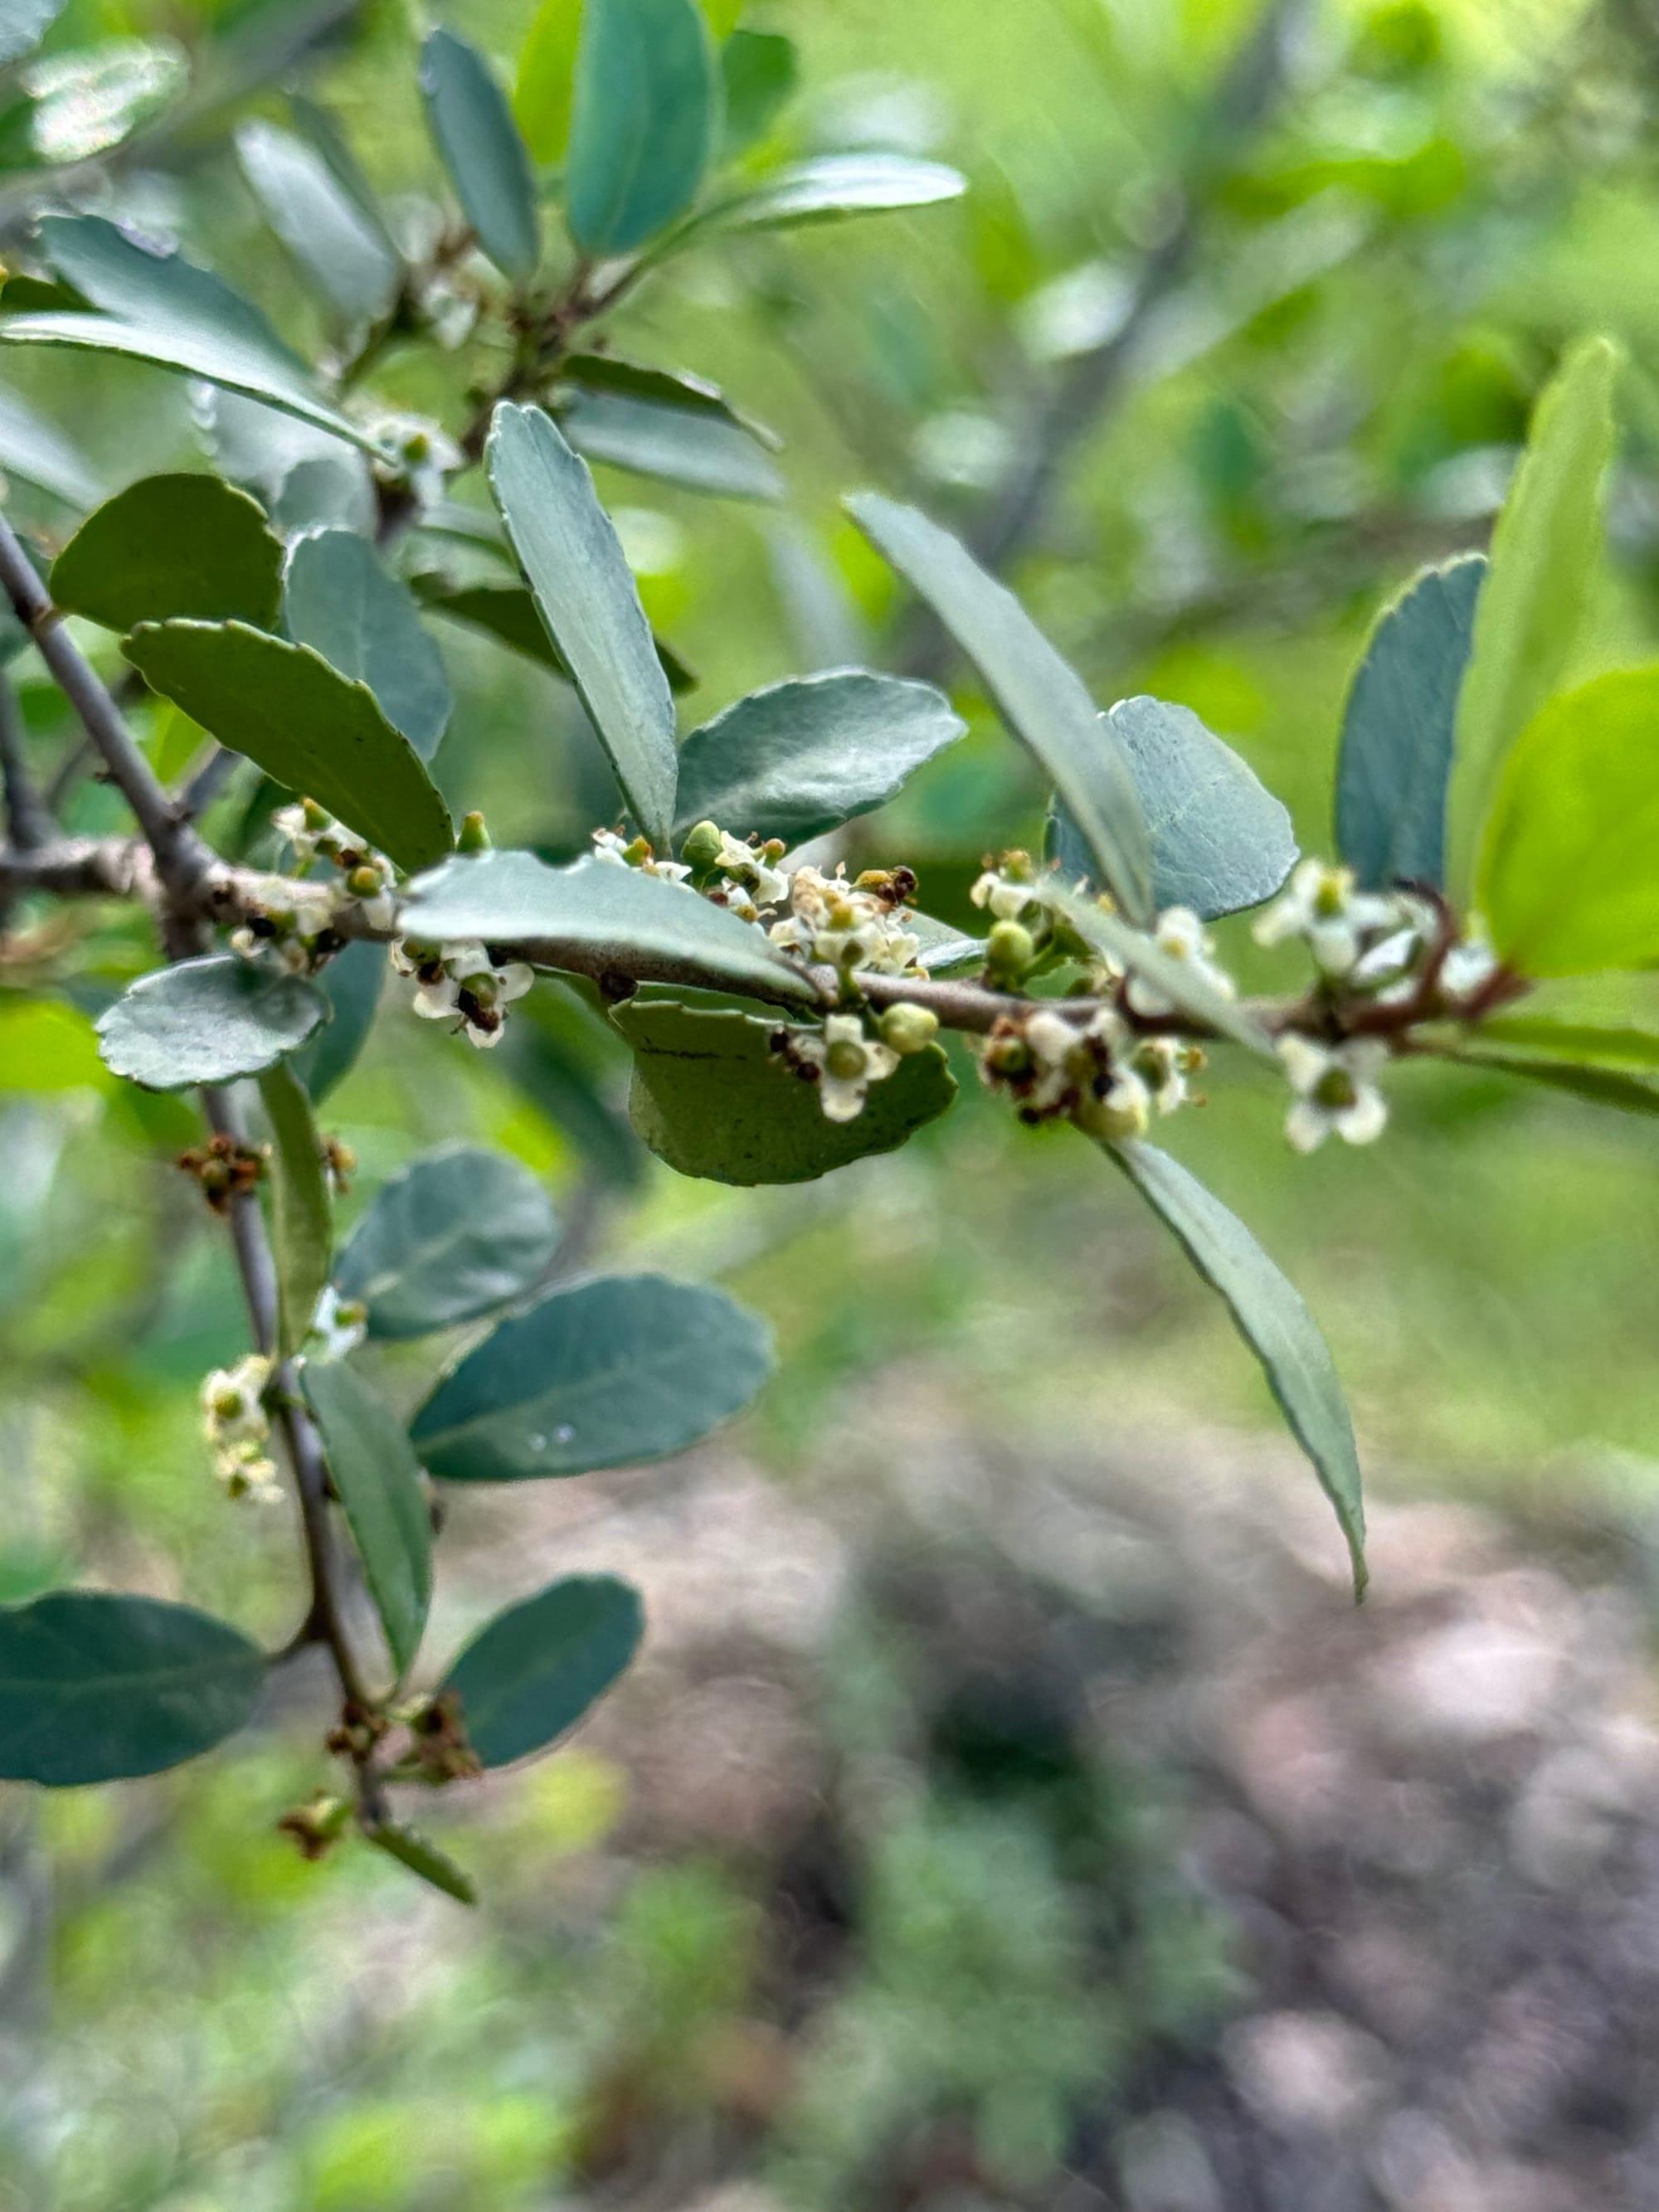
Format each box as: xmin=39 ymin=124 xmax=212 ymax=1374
xmin=1464 ymin=1017 xmax=1659 ymax=1071
xmin=367 ymin=1821 xmax=477 ymax=1904
xmin=702 ymin=153 xmax=966 ymax=233
xmin=442 ymin=1573 xmax=644 ymax=1766
xmin=1043 ymin=884 xmax=1274 ymax=1057
xmin=289 ymin=94 xmax=401 ymax=260
xmin=1476 ymin=666 xmax=1659 ymax=976
xmin=303 ymin=1361 xmax=431 ymax=1677
xmin=96 ymin=955 xmax=326 ymax=1089
xmin=36 ymin=212 xmax=305 ymax=372
xmin=124 ymin=621 xmax=453 ymax=872
xmin=401 ymin=850 xmax=816 ymax=1004
xmin=1336 ymin=557 xmax=1485 ymax=892
xmin=1108 ymin=1140 xmax=1366 ymax=1596
xmin=615 ymin=998 xmax=956 ymax=1184
xmin=236 ymin=119 xmax=401 ymax=321
xmin=0 ymin=1590 xmax=264 ymax=1785
xmin=410 ymin=571 xmax=698 ymax=693
xmin=848 ymin=491 xmax=1152 ymax=923
xmin=334 ymin=1145 xmax=559 ymax=1340
xmin=1447 ymin=337 xmax=1621 ymax=897
xmin=1050 ymin=697 xmax=1296 ymax=920
xmin=51 ymin=472 xmax=284 ymax=633
xmin=259 ymin=1061 xmax=332 ymax=1360
xmin=486 ymin=403 xmax=678 ymax=848
xmin=673 ymin=670 xmax=966 ymax=845
xmin=420 ymin=27 xmax=540 ymax=281
xmin=514 ymin=0 xmax=582 ymax=163
xmin=1444 ymin=1053 xmax=1659 ymax=1118
xmin=567 ymin=0 xmax=717 ymax=257
xmin=284 ymin=530 xmax=451 ymax=762
xmin=560 ymin=388 xmax=783 ymax=500
xmin=410 ymin=1272 xmax=773 ymax=1481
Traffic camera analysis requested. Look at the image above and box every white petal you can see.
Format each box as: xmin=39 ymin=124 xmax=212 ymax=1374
xmin=464 ymin=1020 xmax=506 ymax=1049
xmin=413 ymin=980 xmax=460 ymax=1018
xmin=1341 ymin=1038 xmax=1391 ymax=1086
xmin=823 ymin=1013 xmax=864 ymax=1048
xmin=494 ymin=963 xmax=535 ymax=1002
xmin=1285 ymin=1100 xmax=1331 ymax=1153
xmin=819 ymin=1077 xmax=867 ymax=1122
xmin=1335 ymin=1087 xmax=1389 ymax=1146
xmin=863 ymin=1042 xmax=901 ymax=1083
xmin=1277 ymin=1033 xmax=1332 ymax=1094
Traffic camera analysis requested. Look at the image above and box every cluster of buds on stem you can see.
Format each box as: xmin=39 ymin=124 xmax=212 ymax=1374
xmin=199 ymin=1353 xmax=279 ymax=1500
xmin=980 ymin=1004 xmax=1203 ymax=1139
xmin=229 ymin=800 xmax=399 ymax=975
xmin=176 ymin=1131 xmax=267 ymax=1213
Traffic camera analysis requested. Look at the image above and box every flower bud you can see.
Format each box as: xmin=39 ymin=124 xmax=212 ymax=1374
xmin=878 ymin=1002 xmax=940 ymax=1056
xmin=457 ymin=809 xmax=491 ymax=854
xmin=347 ymin=863 xmax=382 ymax=899
xmin=681 ymin=819 xmax=724 ymax=871
xmin=825 ymin=1036 xmax=868 ymax=1082
xmin=986 ymin=919 xmax=1036 ymax=980
xmin=301 ymin=798 xmax=331 ymax=832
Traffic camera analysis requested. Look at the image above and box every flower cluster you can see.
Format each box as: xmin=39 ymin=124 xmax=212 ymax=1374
xmin=980 ymin=1003 xmax=1203 ymax=1139
xmin=229 ymin=802 xmax=397 ymax=975
xmin=770 ymin=863 xmax=922 ymax=975
xmin=200 ymin=1354 xmax=278 ymax=1500
xmin=1122 ymin=906 xmax=1238 ymax=1018
xmin=391 ymin=937 xmax=534 ymax=1048
xmin=772 ymin=1002 xmax=940 ymax=1121
xmin=591 ymin=826 xmax=692 ymax=883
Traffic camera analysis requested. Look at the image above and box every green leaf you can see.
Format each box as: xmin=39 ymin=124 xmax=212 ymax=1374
xmin=51 ymin=472 xmax=284 ymax=634
xmin=514 ymin=0 xmax=581 ymax=163
xmin=366 ymin=1821 xmax=477 ymax=1904
xmin=1443 ymin=1052 xmax=1659 ymax=1119
xmin=1041 ymin=883 xmax=1275 ymax=1058
xmin=1107 ymin=1141 xmax=1366 ymax=1597
xmin=672 ymin=670 xmax=965 ymax=847
xmin=95 ymin=955 xmax=326 ymax=1089
xmin=289 ymin=94 xmax=401 ymax=264
xmin=259 ymin=1060 xmax=332 ymax=1361
xmin=1049 ymin=697 xmax=1297 ymax=921
xmin=720 ymin=28 xmax=796 ymax=155
xmin=907 ymin=911 xmax=985 ymax=975
xmin=701 ymin=153 xmax=966 ymax=234
xmin=847 ymin=491 xmax=1153 ymax=925
xmin=0 ymin=1590 xmax=264 ymax=1785
xmin=420 ymin=27 xmax=540 ymax=283
xmin=441 ymin=1573 xmax=643 ymax=1766
xmin=302 ymin=1360 xmax=431 ymax=1678
xmin=1477 ymin=666 xmax=1659 ymax=977
xmin=400 ymin=850 xmax=816 ymax=1004
xmin=0 ymin=380 xmax=100 ymax=508
xmin=1464 ymin=1017 xmax=1659 ymax=1071
xmin=411 ymin=570 xmax=698 ymax=693
xmin=294 ymin=939 xmax=384 ymax=1104
xmin=615 ymin=998 xmax=957 ymax=1184
xmin=1447 ymin=336 xmax=1621 ymax=898
xmin=486 ymin=403 xmax=679 ymax=849
xmin=1336 ymin=557 xmax=1485 ymax=892
xmin=699 ymin=0 xmax=742 ymax=36
xmin=334 ymin=1145 xmax=559 ymax=1340
xmin=283 ymin=530 xmax=451 ymax=764
xmin=557 ymin=357 xmax=783 ymax=501
xmin=0 ymin=0 xmax=68 ymax=70
xmin=236 ymin=119 xmax=401 ymax=323
xmin=410 ymin=1272 xmax=773 ymax=1481
xmin=567 ymin=0 xmax=718 ymax=258
xmin=123 ymin=621 xmax=453 ymax=873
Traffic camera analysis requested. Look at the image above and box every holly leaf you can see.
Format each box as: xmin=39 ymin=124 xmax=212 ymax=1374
xmin=284 ymin=529 xmax=451 ymax=763
xmin=410 ymin=1273 xmax=773 ymax=1481
xmin=441 ymin=1573 xmax=643 ymax=1767
xmin=294 ymin=939 xmax=384 ymax=1104
xmin=420 ymin=27 xmax=541 ymax=282
xmin=259 ymin=1061 xmax=332 ymax=1361
xmin=303 ymin=1360 xmax=431 ymax=1679
xmin=51 ymin=472 xmax=284 ymax=634
xmin=236 ymin=119 xmax=401 ymax=322
xmin=95 ymin=955 xmax=327 ymax=1090
xmin=333 ymin=1145 xmax=559 ymax=1340
xmin=566 ymin=0 xmax=717 ymax=258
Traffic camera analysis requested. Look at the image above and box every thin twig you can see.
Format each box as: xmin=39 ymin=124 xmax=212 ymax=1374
xmin=0 ymin=678 xmax=51 ymax=851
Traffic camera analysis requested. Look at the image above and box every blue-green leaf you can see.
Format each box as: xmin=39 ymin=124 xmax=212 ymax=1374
xmin=303 ymin=1360 xmax=431 ymax=1679
xmin=1336 ymin=556 xmax=1485 ymax=892
xmin=284 ymin=529 xmax=451 ymax=763
xmin=1050 ymin=696 xmax=1297 ymax=921
xmin=410 ymin=1272 xmax=773 ymax=1481
xmin=51 ymin=472 xmax=284 ymax=634
xmin=334 ymin=1145 xmax=559 ymax=1341
xmin=0 ymin=0 xmax=68 ymax=70
xmin=0 ymin=1590 xmax=264 ymax=1785
xmin=567 ymin=0 xmax=718 ymax=257
xmin=95 ymin=955 xmax=326 ymax=1090
xmin=294 ymin=939 xmax=384 ymax=1104
xmin=259 ymin=1060 xmax=332 ymax=1360
xmin=441 ymin=1573 xmax=643 ymax=1767
xmin=1108 ymin=1140 xmax=1366 ymax=1597
xmin=702 ymin=153 xmax=965 ymax=234
xmin=236 ymin=119 xmax=401 ymax=323
xmin=486 ymin=403 xmax=679 ymax=849
xmin=420 ymin=27 xmax=540 ymax=282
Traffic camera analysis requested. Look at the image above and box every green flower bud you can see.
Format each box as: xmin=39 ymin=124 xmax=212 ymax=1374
xmin=457 ymin=809 xmax=492 ymax=854
xmin=986 ymin=919 xmax=1036 ymax=979
xmin=300 ymin=798 xmax=331 ymax=832
xmin=347 ymin=863 xmax=382 ymax=898
xmin=681 ymin=819 xmax=724 ymax=871
xmin=878 ymin=1002 xmax=940 ymax=1056
xmin=825 ymin=1038 xmax=868 ymax=1081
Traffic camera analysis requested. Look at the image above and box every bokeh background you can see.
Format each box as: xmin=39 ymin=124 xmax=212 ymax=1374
xmin=4 ymin=0 xmax=1659 ymax=2205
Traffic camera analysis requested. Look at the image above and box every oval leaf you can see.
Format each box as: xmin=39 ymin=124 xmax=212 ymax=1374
xmin=236 ymin=119 xmax=401 ymax=322
xmin=259 ymin=1061 xmax=332 ymax=1360
xmin=1050 ymin=697 xmax=1297 ymax=921
xmin=334 ymin=1145 xmax=559 ymax=1341
xmin=411 ymin=571 xmax=698 ymax=694
xmin=1477 ymin=665 xmax=1659 ymax=977
xmin=284 ymin=530 xmax=451 ymax=763
xmin=303 ymin=1360 xmax=431 ymax=1679
xmin=567 ymin=0 xmax=717 ymax=257
xmin=847 ymin=491 xmax=1153 ymax=925
xmin=367 ymin=1821 xmax=477 ymax=1903
xmin=400 ymin=849 xmax=816 ymax=1004
xmin=1447 ymin=337 xmax=1621 ymax=898
xmin=36 ymin=211 xmax=306 ymax=374
xmin=1336 ymin=557 xmax=1485 ymax=892
xmin=123 ymin=620 xmax=453 ymax=873
xmin=294 ymin=938 xmax=385 ymax=1104
xmin=673 ymin=670 xmax=966 ymax=847
xmin=442 ymin=1573 xmax=644 ymax=1767
xmin=560 ymin=389 xmax=782 ymax=501
xmin=514 ymin=0 xmax=582 ymax=163
xmin=96 ymin=955 xmax=326 ymax=1090
xmin=703 ymin=153 xmax=966 ymax=234
xmin=410 ymin=1272 xmax=774 ymax=1481
xmin=0 ymin=1590 xmax=264 ymax=1785
xmin=615 ymin=998 xmax=957 ymax=1184
xmin=486 ymin=402 xmax=679 ymax=848
xmin=1108 ymin=1141 xmax=1366 ymax=1597
xmin=51 ymin=472 xmax=284 ymax=634
xmin=420 ymin=27 xmax=540 ymax=282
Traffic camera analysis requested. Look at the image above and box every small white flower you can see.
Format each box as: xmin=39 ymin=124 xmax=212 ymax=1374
xmin=591 ymin=826 xmax=693 ymax=885
xmin=309 ymin=1285 xmax=368 ymax=1359
xmin=1131 ymin=1034 xmax=1199 ymax=1115
xmin=971 ymin=867 xmax=1041 ymax=922
xmin=770 ymin=866 xmax=920 ymax=977
xmin=1125 ymin=906 xmax=1238 ymax=1018
xmin=788 ymin=1012 xmax=901 ymax=1122
xmin=1277 ymin=1033 xmax=1390 ymax=1153
xmin=1254 ymin=859 xmax=1403 ymax=980
xmin=216 ymin=1440 xmax=282 ymax=1503
xmin=1440 ymin=931 xmax=1500 ymax=1002
xmin=201 ymin=1353 xmax=272 ymax=1447
xmin=411 ymin=970 xmax=461 ymax=1020
xmin=714 ymin=830 xmax=790 ymax=911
